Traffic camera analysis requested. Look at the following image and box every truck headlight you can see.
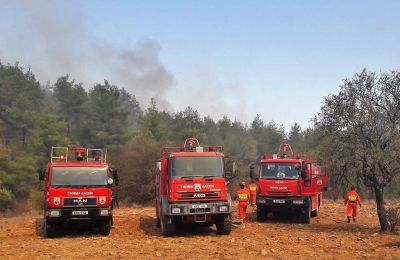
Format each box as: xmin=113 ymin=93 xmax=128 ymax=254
xmin=99 ymin=209 xmax=109 ymax=216
xmin=171 ymin=207 xmax=181 ymax=214
xmin=53 ymin=197 xmax=61 ymax=206
xmin=257 ymin=199 xmax=266 ymax=204
xmin=49 ymin=210 xmax=60 ymax=217
xmin=292 ymin=200 xmax=304 ymax=205
xmin=219 ymin=206 xmax=228 ymax=212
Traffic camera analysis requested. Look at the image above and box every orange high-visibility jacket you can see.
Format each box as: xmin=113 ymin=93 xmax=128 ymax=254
xmin=248 ymin=183 xmax=257 ymax=193
xmin=236 ymin=188 xmax=250 ymax=202
xmin=344 ymin=190 xmax=361 ymax=205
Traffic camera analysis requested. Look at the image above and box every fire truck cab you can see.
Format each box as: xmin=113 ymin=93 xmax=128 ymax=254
xmin=38 ymin=146 xmax=119 ymax=238
xmin=250 ymin=143 xmax=328 ymax=223
xmin=155 ymin=138 xmax=236 ymax=236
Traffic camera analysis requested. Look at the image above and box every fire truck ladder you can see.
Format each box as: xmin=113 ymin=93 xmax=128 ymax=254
xmin=51 ymin=147 xmax=68 ymax=162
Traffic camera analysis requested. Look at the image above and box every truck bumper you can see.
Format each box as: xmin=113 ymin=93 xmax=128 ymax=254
xmin=257 ymin=196 xmax=307 ymax=209
xmin=46 ymin=207 xmax=112 ymax=222
xmin=167 ymin=201 xmax=231 ymax=216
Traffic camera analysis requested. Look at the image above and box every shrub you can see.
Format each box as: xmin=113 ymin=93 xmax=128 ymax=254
xmin=386 ymin=207 xmax=400 ymax=232
xmin=0 ymin=187 xmax=13 ymax=211
xmin=29 ymin=190 xmax=43 ymax=211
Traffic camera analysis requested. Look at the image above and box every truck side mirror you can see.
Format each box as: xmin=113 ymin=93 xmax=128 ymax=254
xmin=303 ymin=163 xmax=312 ymax=187
xmin=300 ymin=162 xmax=308 ymax=179
xmin=225 ymin=162 xmax=237 ymax=180
xmin=110 ymin=167 xmax=119 ymax=186
xmin=306 ymin=164 xmax=312 ymax=180
xmin=156 ymin=162 xmax=162 ymax=171
xmin=38 ymin=168 xmax=45 ymax=181
xmin=249 ymin=165 xmax=258 ymax=180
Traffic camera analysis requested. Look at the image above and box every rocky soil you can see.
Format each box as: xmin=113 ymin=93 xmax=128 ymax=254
xmin=0 ymin=201 xmax=399 ymax=259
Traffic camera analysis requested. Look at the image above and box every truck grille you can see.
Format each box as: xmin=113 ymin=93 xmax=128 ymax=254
xmin=63 ymin=197 xmax=97 ymax=207
xmin=177 ymin=192 xmax=219 ymax=200
xmin=268 ymin=191 xmax=292 ymax=196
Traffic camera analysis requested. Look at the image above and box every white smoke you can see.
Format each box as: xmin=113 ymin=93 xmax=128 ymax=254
xmin=0 ymin=0 xmax=175 ymax=110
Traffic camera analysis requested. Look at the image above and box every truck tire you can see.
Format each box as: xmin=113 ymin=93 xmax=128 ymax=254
xmin=301 ymin=198 xmax=311 ymax=224
xmin=257 ymin=207 xmax=268 ymax=222
xmin=216 ymin=215 xmax=232 ymax=235
xmin=99 ymin=219 xmax=111 ymax=236
xmin=311 ymin=197 xmax=320 ymax=217
xmin=160 ymin=215 xmax=175 ymax=237
xmin=156 ymin=217 xmax=161 ymax=228
xmin=311 ymin=206 xmax=319 ymax=217
xmin=44 ymin=218 xmax=56 ymax=238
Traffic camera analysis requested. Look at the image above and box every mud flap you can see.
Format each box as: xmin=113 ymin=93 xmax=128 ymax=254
xmin=161 ymin=196 xmax=169 ymax=215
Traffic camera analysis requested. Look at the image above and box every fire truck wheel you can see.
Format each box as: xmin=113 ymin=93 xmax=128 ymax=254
xmin=311 ymin=197 xmax=320 ymax=217
xmin=160 ymin=215 xmax=175 ymax=237
xmin=216 ymin=215 xmax=232 ymax=235
xmin=256 ymin=207 xmax=268 ymax=222
xmin=44 ymin=219 xmax=56 ymax=238
xmin=311 ymin=206 xmax=319 ymax=217
xmin=156 ymin=217 xmax=161 ymax=228
xmin=301 ymin=198 xmax=311 ymax=224
xmin=99 ymin=220 xmax=111 ymax=236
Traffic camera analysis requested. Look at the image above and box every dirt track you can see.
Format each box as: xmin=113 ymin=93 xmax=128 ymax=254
xmin=0 ymin=201 xmax=399 ymax=259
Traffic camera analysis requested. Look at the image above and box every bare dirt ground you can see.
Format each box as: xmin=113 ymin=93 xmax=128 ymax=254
xmin=0 ymin=201 xmax=399 ymax=259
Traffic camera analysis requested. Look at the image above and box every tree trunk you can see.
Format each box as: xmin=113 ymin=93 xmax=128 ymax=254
xmin=374 ymin=186 xmax=389 ymax=231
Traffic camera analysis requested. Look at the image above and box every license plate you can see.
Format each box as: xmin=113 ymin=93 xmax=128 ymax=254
xmin=273 ymin=199 xmax=286 ymax=204
xmin=191 ymin=204 xmax=207 ymax=209
xmin=72 ymin=210 xmax=88 ymax=215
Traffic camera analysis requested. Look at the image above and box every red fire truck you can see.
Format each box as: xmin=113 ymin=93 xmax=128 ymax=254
xmin=155 ymin=138 xmax=236 ymax=236
xmin=38 ymin=146 xmax=119 ymax=238
xmin=250 ymin=143 xmax=328 ymax=223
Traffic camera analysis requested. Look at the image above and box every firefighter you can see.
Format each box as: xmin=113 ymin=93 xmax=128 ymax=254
xmin=235 ymin=182 xmax=250 ymax=222
xmin=344 ymin=186 xmax=362 ymax=223
xmin=248 ymin=182 xmax=257 ymax=206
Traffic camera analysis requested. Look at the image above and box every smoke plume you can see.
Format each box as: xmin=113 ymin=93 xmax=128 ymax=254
xmin=0 ymin=0 xmax=175 ymax=109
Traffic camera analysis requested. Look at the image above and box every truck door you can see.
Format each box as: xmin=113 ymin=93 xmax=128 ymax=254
xmin=155 ymin=162 xmax=161 ymax=218
xmin=155 ymin=162 xmax=161 ymax=195
xmin=321 ymin=161 xmax=329 ymax=191
xmin=161 ymin=158 xmax=168 ymax=196
xmin=311 ymin=163 xmax=328 ymax=193
xmin=301 ymin=163 xmax=313 ymax=195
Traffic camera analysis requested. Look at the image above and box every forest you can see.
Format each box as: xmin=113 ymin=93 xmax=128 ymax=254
xmin=0 ymin=61 xmax=399 ymax=230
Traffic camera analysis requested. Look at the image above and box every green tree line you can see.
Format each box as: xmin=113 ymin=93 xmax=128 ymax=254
xmin=0 ymin=62 xmax=399 ymax=229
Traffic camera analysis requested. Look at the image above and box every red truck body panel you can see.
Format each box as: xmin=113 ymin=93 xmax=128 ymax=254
xmin=168 ymin=177 xmax=228 ymax=202
xmin=46 ymin=187 xmax=112 ymax=208
xmin=45 ymin=162 xmax=113 ymax=210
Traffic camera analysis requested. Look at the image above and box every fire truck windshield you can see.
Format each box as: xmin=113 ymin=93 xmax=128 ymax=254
xmin=51 ymin=166 xmax=108 ymax=186
xmin=261 ymin=163 xmax=301 ymax=180
xmin=169 ymin=157 xmax=223 ymax=178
